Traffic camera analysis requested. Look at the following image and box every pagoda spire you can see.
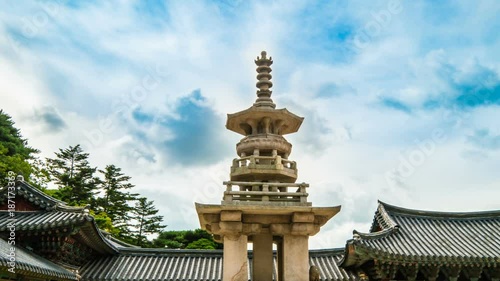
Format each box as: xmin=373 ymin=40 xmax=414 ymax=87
xmin=254 ymin=51 xmax=276 ymax=109
xmin=196 ymin=51 xmax=339 ymax=281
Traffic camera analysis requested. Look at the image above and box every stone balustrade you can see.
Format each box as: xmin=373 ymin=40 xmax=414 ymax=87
xmin=231 ymin=155 xmax=297 ymax=170
xmin=281 ymin=158 xmax=296 ymax=169
xmin=222 ymin=181 xmax=310 ymax=205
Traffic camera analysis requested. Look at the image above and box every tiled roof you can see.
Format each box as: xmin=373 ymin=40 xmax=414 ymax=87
xmin=81 ymin=248 xmax=361 ymax=281
xmin=0 ymin=211 xmax=89 ymax=231
xmin=310 ymin=249 xmax=363 ymax=281
xmin=0 ymin=238 xmax=78 ymax=280
xmin=0 ymin=210 xmax=118 ymax=254
xmin=81 ymin=249 xmax=223 ymax=281
xmin=341 ymin=201 xmax=500 ymax=267
xmin=0 ymin=180 xmax=118 ymax=255
xmin=0 ymin=180 xmax=87 ymax=212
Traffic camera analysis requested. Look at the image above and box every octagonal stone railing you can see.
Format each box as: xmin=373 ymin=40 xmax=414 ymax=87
xmin=230 ymin=155 xmax=298 ymax=182
xmin=222 ymin=181 xmax=310 ymax=206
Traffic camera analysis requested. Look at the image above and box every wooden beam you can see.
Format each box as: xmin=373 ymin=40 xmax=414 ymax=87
xmin=421 ymin=265 xmax=440 ymax=281
xmin=400 ymin=264 xmax=418 ymax=281
xmin=441 ymin=265 xmax=461 ymax=281
xmin=484 ymin=266 xmax=500 ymax=281
xmin=461 ymin=265 xmax=483 ymax=281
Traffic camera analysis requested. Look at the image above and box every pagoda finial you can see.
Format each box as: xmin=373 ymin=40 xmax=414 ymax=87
xmin=254 ymin=50 xmax=275 ymax=108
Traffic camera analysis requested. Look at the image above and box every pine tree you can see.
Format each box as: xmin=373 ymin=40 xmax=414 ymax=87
xmin=46 ymin=145 xmax=98 ymax=206
xmin=0 ymin=110 xmax=39 ymax=186
xmin=29 ymin=157 xmax=51 ymax=190
xmin=96 ymin=164 xmax=138 ymax=236
xmin=132 ymin=197 xmax=166 ymax=247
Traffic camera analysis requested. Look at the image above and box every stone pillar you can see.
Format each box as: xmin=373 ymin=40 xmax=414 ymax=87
xmin=253 ymin=234 xmax=273 ymax=281
xmin=277 ymin=239 xmax=284 ymax=281
xmin=263 ymin=117 xmax=271 ymax=134
xmin=282 ymin=235 xmax=309 ymax=281
xmin=223 ymin=235 xmax=248 ymax=281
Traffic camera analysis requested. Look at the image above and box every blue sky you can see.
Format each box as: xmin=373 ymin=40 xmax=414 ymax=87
xmin=1 ymin=0 xmax=499 ymax=248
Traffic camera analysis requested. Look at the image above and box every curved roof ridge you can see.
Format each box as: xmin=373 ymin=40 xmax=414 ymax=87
xmin=378 ymin=200 xmax=500 ymax=218
xmin=376 ymin=201 xmax=399 ymax=228
xmin=99 ymin=230 xmax=140 ymax=248
xmin=84 ymin=215 xmax=120 ymax=254
xmin=309 ymin=247 xmax=346 ymax=254
xmin=118 ymin=247 xmax=225 ymax=255
xmin=353 ymin=226 xmax=399 ymax=240
xmin=2 ymin=180 xmax=88 ymax=212
xmin=351 ymin=202 xmax=401 ymax=244
xmin=55 ymin=203 xmax=89 ymax=213
xmin=369 ymin=201 xmax=399 ymax=232
xmin=18 ymin=181 xmax=67 ymax=205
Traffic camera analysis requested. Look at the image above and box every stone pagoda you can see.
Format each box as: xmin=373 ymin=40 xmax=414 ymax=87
xmin=196 ymin=51 xmax=340 ymax=281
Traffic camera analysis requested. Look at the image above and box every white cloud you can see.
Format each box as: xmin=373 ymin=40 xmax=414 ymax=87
xmin=0 ymin=1 xmax=499 ymax=250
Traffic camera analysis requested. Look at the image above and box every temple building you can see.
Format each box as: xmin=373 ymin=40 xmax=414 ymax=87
xmin=1 ymin=52 xmax=499 ymax=281
xmin=341 ymin=201 xmax=500 ymax=281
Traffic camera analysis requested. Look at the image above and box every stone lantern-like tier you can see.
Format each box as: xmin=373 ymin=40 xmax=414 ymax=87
xmin=196 ymin=51 xmax=339 ymax=281
xmin=226 ymin=51 xmax=304 ymax=184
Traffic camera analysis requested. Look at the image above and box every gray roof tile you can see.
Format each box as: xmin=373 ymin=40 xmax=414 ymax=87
xmin=342 ymin=201 xmax=500 ymax=266
xmin=0 ymin=211 xmax=118 ymax=255
xmin=0 ymin=238 xmax=78 ymax=280
xmin=0 ymin=211 xmax=89 ymax=231
xmin=0 ymin=181 xmax=86 ymax=212
xmin=81 ymin=248 xmax=360 ymax=281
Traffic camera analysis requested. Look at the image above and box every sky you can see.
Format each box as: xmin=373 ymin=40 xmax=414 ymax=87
xmin=0 ymin=0 xmax=499 ymax=249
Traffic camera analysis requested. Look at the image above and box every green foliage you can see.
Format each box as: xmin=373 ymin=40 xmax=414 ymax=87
xmin=0 ymin=110 xmax=38 ymax=186
xmin=162 ymin=240 xmax=184 ymax=249
xmin=186 ymin=238 xmax=217 ymax=250
xmin=95 ymin=164 xmax=138 ymax=236
xmin=0 ymin=144 xmax=33 ymax=183
xmin=0 ymin=110 xmax=39 ymax=158
xmin=90 ymin=210 xmax=120 ymax=236
xmin=43 ymin=189 xmax=59 ymax=197
xmin=153 ymin=230 xmax=187 ymax=248
xmin=46 ymin=145 xmax=99 ymax=206
xmin=131 ymin=197 xmax=166 ymax=247
xmin=29 ymin=157 xmax=51 ymax=190
xmin=153 ymin=229 xmax=222 ymax=250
